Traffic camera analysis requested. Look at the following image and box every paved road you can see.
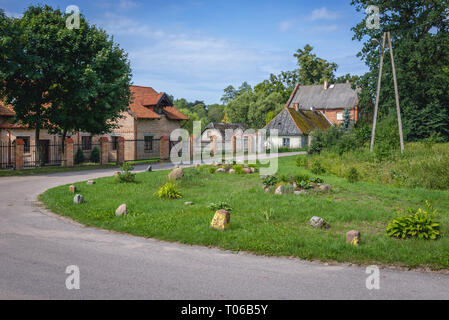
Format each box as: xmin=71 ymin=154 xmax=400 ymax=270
xmin=0 ymin=154 xmax=448 ymax=300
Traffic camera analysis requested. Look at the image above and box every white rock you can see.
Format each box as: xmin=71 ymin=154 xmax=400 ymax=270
xmin=115 ymin=204 xmax=127 ymax=216
xmin=310 ymin=216 xmax=329 ymax=229
xmin=73 ymin=194 xmax=84 ymax=204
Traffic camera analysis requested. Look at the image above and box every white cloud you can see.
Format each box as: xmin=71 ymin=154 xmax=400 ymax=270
xmin=308 ymin=7 xmax=340 ymax=21
xmin=5 ymin=11 xmax=22 ymax=18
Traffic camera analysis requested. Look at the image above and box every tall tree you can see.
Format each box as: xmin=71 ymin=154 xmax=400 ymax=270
xmin=294 ymin=44 xmax=338 ymax=85
xmin=351 ymin=0 xmax=449 ymax=140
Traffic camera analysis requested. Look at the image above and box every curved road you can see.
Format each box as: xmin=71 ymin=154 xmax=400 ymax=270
xmin=1 ymin=156 xmax=448 ymax=300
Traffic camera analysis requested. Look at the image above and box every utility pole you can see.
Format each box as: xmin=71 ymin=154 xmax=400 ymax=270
xmin=370 ymin=31 xmax=405 ymax=153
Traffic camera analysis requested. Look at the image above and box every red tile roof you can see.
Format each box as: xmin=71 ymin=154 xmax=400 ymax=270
xmin=163 ymin=106 xmax=189 ymax=121
xmin=0 ymin=102 xmax=14 ymax=117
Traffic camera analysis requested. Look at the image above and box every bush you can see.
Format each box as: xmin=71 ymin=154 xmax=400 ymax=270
xmin=74 ymin=148 xmax=85 ymax=165
xmin=209 ymin=167 xmax=217 ymax=174
xmin=262 ymin=175 xmax=278 ymax=187
xmin=346 ymin=167 xmax=360 ymax=183
xmin=295 ymin=155 xmax=308 ymax=168
xmin=89 ymin=147 xmax=100 ymax=163
xmin=156 ymin=182 xmax=182 ymax=199
xmin=386 ymin=201 xmax=440 ymax=240
xmin=114 ymin=162 xmax=136 ymax=183
xmin=232 ymin=164 xmax=244 ymax=174
xmin=311 ymin=160 xmax=326 ymax=175
xmin=208 ymin=201 xmax=232 ymax=212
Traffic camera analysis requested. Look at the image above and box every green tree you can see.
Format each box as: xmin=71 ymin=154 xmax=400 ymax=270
xmin=294 ymin=44 xmax=338 ymax=85
xmin=207 ymin=104 xmax=225 ymax=123
xmin=221 ymin=85 xmax=237 ymax=104
xmin=225 ymin=90 xmax=255 ymax=124
xmin=351 ymin=0 xmax=449 ymax=141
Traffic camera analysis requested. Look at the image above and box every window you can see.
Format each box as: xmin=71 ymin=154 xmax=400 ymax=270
xmin=82 ymin=136 xmax=92 ymax=151
xmin=337 ymin=112 xmax=344 ymax=121
xmin=154 ymin=106 xmax=163 ymax=115
xmin=112 ymin=136 xmax=119 ymax=151
xmin=144 ymin=136 xmax=153 ymax=152
xmin=17 ymin=136 xmax=30 ymax=153
xmin=282 ymin=138 xmax=290 ymax=148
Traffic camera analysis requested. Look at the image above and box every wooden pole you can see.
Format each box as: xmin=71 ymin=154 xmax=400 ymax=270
xmin=370 ymin=32 xmax=386 ymax=152
xmin=387 ymin=32 xmax=405 ymax=153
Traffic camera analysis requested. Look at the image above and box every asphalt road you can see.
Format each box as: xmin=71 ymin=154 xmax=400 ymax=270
xmin=0 ymin=154 xmax=448 ymax=300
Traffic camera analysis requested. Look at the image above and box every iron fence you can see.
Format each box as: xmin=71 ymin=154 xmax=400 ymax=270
xmin=0 ymin=142 xmax=14 ymax=169
xmin=23 ymin=144 xmax=63 ymax=167
xmin=124 ymin=139 xmax=160 ymax=162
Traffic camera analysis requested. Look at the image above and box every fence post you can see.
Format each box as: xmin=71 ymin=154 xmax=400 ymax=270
xmin=210 ymin=136 xmax=217 ymax=157
xmin=248 ymin=135 xmax=255 ymax=154
xmin=100 ymin=137 xmax=109 ymax=165
xmin=190 ymin=135 xmax=194 ymax=162
xmin=14 ymin=139 xmax=24 ymax=170
xmin=117 ymin=137 xmax=125 ymax=166
xmin=160 ymin=136 xmax=170 ymax=160
xmin=64 ymin=138 xmax=74 ymax=167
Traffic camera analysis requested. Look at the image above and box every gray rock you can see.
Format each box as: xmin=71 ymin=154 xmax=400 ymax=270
xmin=168 ymin=168 xmax=184 ymax=180
xmin=243 ymin=167 xmax=251 ymax=174
xmin=310 ymin=216 xmax=329 ymax=229
xmin=87 ymin=180 xmax=96 ymax=185
xmin=115 ymin=204 xmax=127 ymax=216
xmin=346 ymin=230 xmax=361 ymax=245
xmin=184 ymin=202 xmax=195 ymax=206
xmin=229 ymin=169 xmax=235 ymax=174
xmin=73 ymin=194 xmax=84 ymax=204
xmin=318 ymin=184 xmax=331 ymax=192
xmin=264 ymin=186 xmax=271 ymax=193
xmin=146 ymin=165 xmax=152 ymax=172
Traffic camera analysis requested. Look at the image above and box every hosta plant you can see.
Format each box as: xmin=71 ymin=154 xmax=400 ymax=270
xmin=386 ymin=201 xmax=440 ymax=240
xmin=156 ymin=182 xmax=182 ymax=199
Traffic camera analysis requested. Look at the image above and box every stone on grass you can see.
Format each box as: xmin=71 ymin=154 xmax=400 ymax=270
xmin=113 ymin=172 xmax=120 ymax=178
xmin=229 ymin=169 xmax=235 ymax=174
xmin=184 ymin=202 xmax=195 ymax=206
xmin=310 ymin=216 xmax=329 ymax=229
xmin=275 ymin=186 xmax=284 ymax=195
xmin=294 ymin=190 xmax=306 ymax=195
xmin=243 ymin=168 xmax=251 ymax=174
xmin=168 ymin=167 xmax=184 ymax=180
xmin=260 ymin=175 xmax=268 ymax=180
xmin=146 ymin=165 xmax=152 ymax=172
xmin=264 ymin=186 xmax=271 ymax=193
xmin=216 ymin=168 xmax=226 ymax=173
xmin=69 ymin=185 xmax=77 ymax=193
xmin=115 ymin=204 xmax=127 ymax=216
xmin=87 ymin=180 xmax=96 ymax=185
xmin=318 ymin=184 xmax=331 ymax=192
xmin=250 ymin=167 xmax=256 ymax=173
xmin=346 ymin=230 xmax=361 ymax=246
xmin=210 ymin=210 xmax=230 ymax=231
xmin=73 ymin=194 xmax=84 ymax=204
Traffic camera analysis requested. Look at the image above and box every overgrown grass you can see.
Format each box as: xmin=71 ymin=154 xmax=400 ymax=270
xmin=303 ymin=142 xmax=449 ymax=190
xmin=39 ymin=156 xmax=449 ymax=269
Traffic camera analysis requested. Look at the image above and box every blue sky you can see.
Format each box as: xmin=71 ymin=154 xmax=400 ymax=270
xmin=1 ymin=0 xmax=369 ymax=104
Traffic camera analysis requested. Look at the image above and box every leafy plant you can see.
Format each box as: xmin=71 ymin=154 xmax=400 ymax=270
xmin=262 ymin=208 xmax=276 ymax=221
xmin=232 ymin=164 xmax=244 ymax=174
xmin=295 ymin=155 xmax=308 ymax=168
xmin=262 ymin=175 xmax=278 ymax=187
xmin=278 ymin=174 xmax=290 ymax=183
xmin=114 ymin=162 xmax=136 ymax=183
xmin=89 ymin=147 xmax=100 ymax=163
xmin=156 ymin=182 xmax=182 ymax=199
xmin=208 ymin=201 xmax=232 ymax=212
xmin=311 ymin=160 xmax=326 ymax=175
xmin=346 ymin=167 xmax=360 ymax=183
xmin=74 ymin=148 xmax=85 ymax=165
xmin=209 ymin=166 xmax=217 ymax=174
xmin=310 ymin=177 xmax=324 ymax=184
xmin=386 ymin=201 xmax=440 ymax=240
xmin=299 ymin=180 xmax=313 ymax=190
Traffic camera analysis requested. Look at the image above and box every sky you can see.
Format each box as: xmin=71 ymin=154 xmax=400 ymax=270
xmin=1 ymin=0 xmax=369 ymax=104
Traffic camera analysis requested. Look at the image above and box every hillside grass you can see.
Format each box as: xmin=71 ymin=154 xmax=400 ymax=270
xmin=39 ymin=155 xmax=449 ymax=270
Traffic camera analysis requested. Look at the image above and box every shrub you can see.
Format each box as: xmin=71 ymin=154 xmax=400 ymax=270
xmin=89 ymin=147 xmax=100 ymax=163
xmin=209 ymin=167 xmax=217 ymax=174
xmin=114 ymin=162 xmax=136 ymax=183
xmin=310 ymin=177 xmax=324 ymax=184
xmin=262 ymin=175 xmax=278 ymax=187
xmin=156 ymin=182 xmax=182 ymax=199
xmin=208 ymin=201 xmax=232 ymax=212
xmin=311 ymin=160 xmax=326 ymax=175
xmin=294 ymin=174 xmax=310 ymax=185
xmin=386 ymin=201 xmax=440 ymax=240
xmin=232 ymin=164 xmax=244 ymax=174
xmin=346 ymin=167 xmax=360 ymax=183
xmin=298 ymin=180 xmax=313 ymax=189
xmin=75 ymin=148 xmax=85 ymax=165
xmin=295 ymin=155 xmax=308 ymax=168
xmin=278 ymin=174 xmax=290 ymax=183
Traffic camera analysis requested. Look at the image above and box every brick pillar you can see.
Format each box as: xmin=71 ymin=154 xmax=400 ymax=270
xmin=14 ymin=139 xmax=24 ymax=170
xmin=210 ymin=136 xmax=217 ymax=157
xmin=160 ymin=136 xmax=170 ymax=160
xmin=64 ymin=138 xmax=74 ymax=167
xmin=100 ymin=137 xmax=109 ymax=165
xmin=117 ymin=137 xmax=125 ymax=165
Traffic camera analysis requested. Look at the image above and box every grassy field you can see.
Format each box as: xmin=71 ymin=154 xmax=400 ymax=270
xmin=39 ymin=155 xmax=449 ymax=270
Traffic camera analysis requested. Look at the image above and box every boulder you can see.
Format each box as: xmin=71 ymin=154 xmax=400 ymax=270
xmin=87 ymin=180 xmax=96 ymax=185
xmin=250 ymin=167 xmax=256 ymax=173
xmin=69 ymin=185 xmax=77 ymax=193
xmin=210 ymin=209 xmax=230 ymax=231
xmin=243 ymin=168 xmax=252 ymax=174
xmin=346 ymin=230 xmax=361 ymax=246
xmin=318 ymin=184 xmax=331 ymax=192
xmin=275 ymin=186 xmax=283 ymax=195
xmin=73 ymin=194 xmax=84 ymax=204
xmin=216 ymin=168 xmax=226 ymax=173
xmin=229 ymin=169 xmax=235 ymax=174
xmin=115 ymin=204 xmax=127 ymax=216
xmin=184 ymin=202 xmax=195 ymax=206
xmin=168 ymin=168 xmax=184 ymax=180
xmin=310 ymin=216 xmax=329 ymax=229
xmin=264 ymin=186 xmax=271 ymax=193
xmin=146 ymin=165 xmax=152 ymax=172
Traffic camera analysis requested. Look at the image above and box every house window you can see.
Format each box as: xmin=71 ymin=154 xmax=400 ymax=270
xmin=82 ymin=136 xmax=92 ymax=151
xmin=17 ymin=136 xmax=30 ymax=153
xmin=282 ymin=138 xmax=290 ymax=148
xmin=112 ymin=136 xmax=119 ymax=151
xmin=144 ymin=136 xmax=153 ymax=152
xmin=337 ymin=112 xmax=344 ymax=121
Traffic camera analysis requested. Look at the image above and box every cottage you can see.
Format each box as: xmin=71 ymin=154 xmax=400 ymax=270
xmin=287 ymin=81 xmax=360 ymax=125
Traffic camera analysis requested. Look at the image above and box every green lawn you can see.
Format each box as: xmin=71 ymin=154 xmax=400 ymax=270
xmin=39 ymin=156 xmax=449 ymax=269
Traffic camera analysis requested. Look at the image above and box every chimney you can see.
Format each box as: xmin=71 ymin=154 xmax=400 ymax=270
xmin=292 ymin=103 xmax=299 ymax=112
xmin=324 ymin=80 xmax=329 ymax=90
